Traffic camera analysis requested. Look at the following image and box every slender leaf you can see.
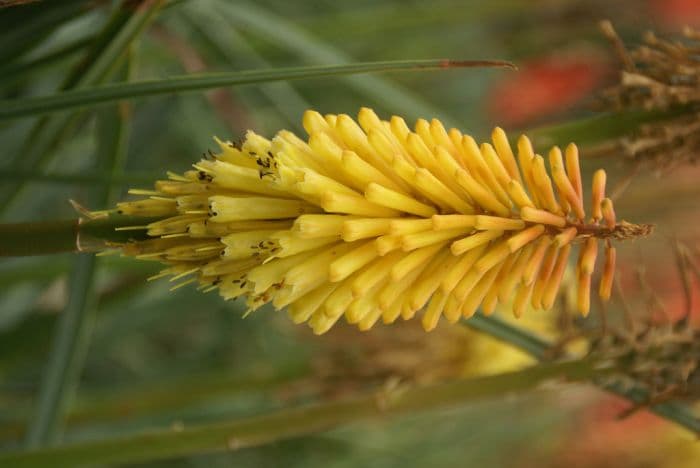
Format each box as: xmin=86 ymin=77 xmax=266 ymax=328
xmin=0 ymin=59 xmax=513 ymax=121
xmin=214 ymin=0 xmax=462 ymax=126
xmin=24 ymin=52 xmax=134 ymax=447
xmin=24 ymin=253 xmax=97 ymax=447
xmin=2 ymin=358 xmax=600 ymax=467
xmin=0 ymin=0 xmax=164 ymax=214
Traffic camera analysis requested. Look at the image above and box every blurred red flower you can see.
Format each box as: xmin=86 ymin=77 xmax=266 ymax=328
xmin=487 ymin=54 xmax=608 ymax=128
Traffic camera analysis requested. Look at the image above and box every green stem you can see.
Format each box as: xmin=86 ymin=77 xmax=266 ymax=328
xmin=0 ymin=358 xmax=602 ymax=467
xmin=0 ymin=215 xmax=160 ymax=257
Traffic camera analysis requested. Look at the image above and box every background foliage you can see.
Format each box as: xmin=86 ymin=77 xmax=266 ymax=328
xmin=1 ymin=0 xmax=700 ymax=466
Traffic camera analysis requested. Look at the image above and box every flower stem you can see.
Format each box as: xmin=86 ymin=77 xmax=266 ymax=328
xmin=0 ymin=215 xmax=160 ymax=257
xmin=0 ymin=358 xmax=603 ymax=467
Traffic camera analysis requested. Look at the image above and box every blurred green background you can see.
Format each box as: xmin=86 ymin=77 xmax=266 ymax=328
xmin=2 ymin=0 xmax=700 ymax=466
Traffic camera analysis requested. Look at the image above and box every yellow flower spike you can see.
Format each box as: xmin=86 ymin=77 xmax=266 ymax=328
xmin=111 ymin=108 xmax=651 ymax=333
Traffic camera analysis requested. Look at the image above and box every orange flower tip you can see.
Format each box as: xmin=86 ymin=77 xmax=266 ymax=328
xmin=579 ymin=238 xmax=599 ymax=275
xmin=553 ymin=227 xmax=577 ymax=247
xmin=599 ymin=246 xmax=616 ymax=301
xmin=601 ymin=198 xmax=616 ymax=228
xmin=591 ymin=169 xmax=607 ymax=221
xmin=506 ymin=224 xmax=545 ymax=252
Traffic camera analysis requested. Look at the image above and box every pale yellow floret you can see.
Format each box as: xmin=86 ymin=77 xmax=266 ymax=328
xmin=375 ymin=234 xmax=403 ymax=256
xmin=599 ymin=246 xmax=616 ymax=301
xmin=340 ymin=150 xmax=406 ymax=193
xmin=473 ymin=239 xmax=511 ymax=274
xmin=520 ymin=206 xmax=567 ymax=227
xmin=221 ymin=230 xmax=278 ymax=259
xmin=292 ymin=214 xmax=353 ymax=239
xmin=491 ymin=127 xmax=522 ymax=184
xmin=351 ymin=250 xmax=404 ymax=297
xmin=422 ymin=289 xmax=449 ymax=332
xmin=441 ymin=244 xmax=488 ymax=294
xmin=516 ymin=135 xmax=540 ymax=207
xmin=451 ymin=229 xmax=503 ymax=256
xmin=462 ymin=260 xmax=506 ymax=318
xmin=365 ymin=182 xmax=436 ymax=217
xmin=329 ymin=240 xmax=378 ymax=282
xmin=474 ymin=215 xmax=525 ymax=231
xmin=454 ymin=169 xmax=510 ymax=217
xmin=498 ymin=245 xmax=533 ymax=303
xmin=579 ymin=237 xmax=598 ymax=275
xmin=591 ymin=169 xmax=607 ymax=222
xmin=531 ymin=155 xmax=563 ymax=215
xmin=577 ymin=268 xmax=592 ymax=316
xmin=432 ymin=214 xmax=476 ymax=231
xmin=391 ymin=242 xmax=446 ymax=281
xmin=414 ymin=167 xmax=474 ymax=213
xmin=341 ymin=218 xmax=392 ymax=241
xmin=379 ymin=261 xmax=427 ymax=311
xmin=541 ymin=244 xmax=571 ymax=310
xmin=247 ymin=249 xmax=318 ymax=295
xmin=402 ymin=227 xmax=471 ymax=252
xmin=565 ymin=143 xmax=583 ymax=200
xmin=506 ymin=180 xmax=535 ymax=209
xmin=213 ymin=136 xmax=258 ymax=168
xmin=480 ymin=142 xmax=513 ymax=192
xmin=553 ymin=226 xmax=577 ymax=247
xmin=507 ymin=224 xmax=545 ymax=252
xmin=322 ymin=191 xmax=401 ymax=217
xmin=522 ymin=236 xmax=552 ymax=286
xmin=601 ymin=198 xmax=616 ymax=228
xmin=389 ymin=218 xmax=433 ymax=235
xmin=530 ymin=244 xmax=559 ymax=309
xmin=196 ymin=160 xmax=287 ymax=197
xmin=408 ymin=248 xmax=455 ymax=311
xmin=549 ymin=146 xmax=585 ymax=220
xmin=269 ymin=231 xmax=338 ymax=258
xmin=288 ymin=282 xmax=339 ymax=324
xmin=208 ymin=196 xmax=319 ymax=222
xmin=461 ymin=136 xmax=510 ymax=207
